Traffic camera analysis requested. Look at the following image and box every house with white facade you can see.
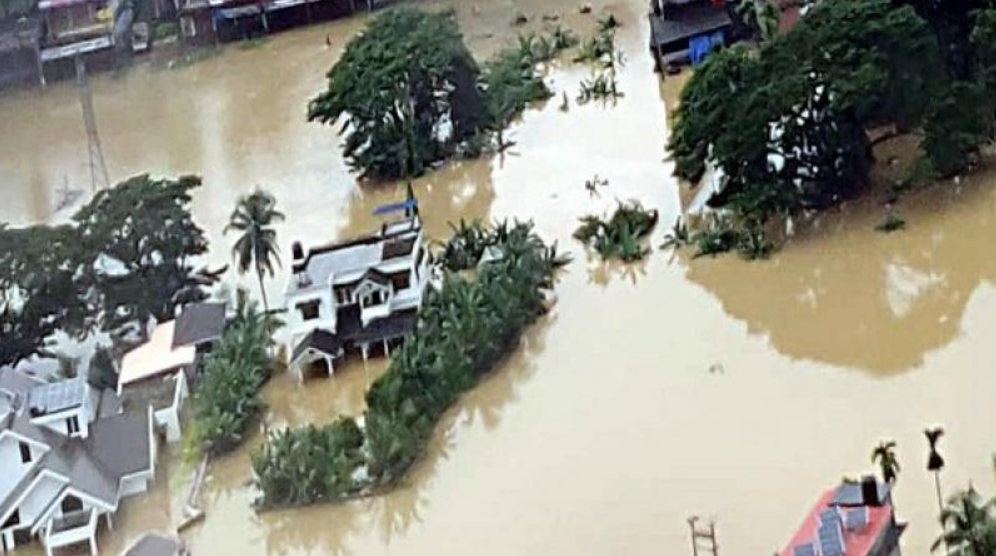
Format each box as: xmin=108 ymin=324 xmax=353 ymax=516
xmin=286 ymin=200 xmax=430 ymax=381
xmin=0 ymin=371 xmax=156 ymax=556
xmin=118 ymin=302 xmax=226 ymax=443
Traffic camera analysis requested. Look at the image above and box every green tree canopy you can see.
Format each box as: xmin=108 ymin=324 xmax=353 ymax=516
xmin=308 ymin=8 xmax=484 ymax=180
xmin=73 ymin=174 xmax=214 ymax=338
xmin=669 ymin=0 xmax=944 ymax=224
xmin=0 ymin=223 xmax=88 ymax=366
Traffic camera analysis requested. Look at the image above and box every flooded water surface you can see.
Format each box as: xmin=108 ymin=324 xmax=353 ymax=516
xmin=1 ymin=1 xmax=994 ymax=555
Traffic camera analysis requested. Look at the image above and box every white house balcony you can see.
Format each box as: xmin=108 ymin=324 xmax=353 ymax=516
xmin=44 ymin=509 xmax=99 ymax=556
xmin=361 ymin=302 xmax=390 ymax=325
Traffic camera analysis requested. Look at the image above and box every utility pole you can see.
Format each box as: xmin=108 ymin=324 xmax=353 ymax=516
xmin=688 ymin=516 xmax=719 ymax=556
xmin=75 ymin=55 xmax=110 ymax=192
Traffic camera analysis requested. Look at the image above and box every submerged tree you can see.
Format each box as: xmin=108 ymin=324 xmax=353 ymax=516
xmin=74 ymin=174 xmax=214 ymax=338
xmin=308 ymin=8 xmax=484 ymax=180
xmin=871 ymin=440 xmax=901 ymax=485
xmin=669 ymin=0 xmax=943 ymax=234
xmin=225 ymin=189 xmax=284 ymax=312
xmin=933 ymin=487 xmax=996 ymax=556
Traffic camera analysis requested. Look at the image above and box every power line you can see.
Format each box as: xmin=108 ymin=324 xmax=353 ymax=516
xmin=75 ymin=55 xmax=110 ymax=192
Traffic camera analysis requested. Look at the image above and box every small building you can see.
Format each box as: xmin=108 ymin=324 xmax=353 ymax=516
xmin=286 ymin=199 xmax=429 ymax=381
xmin=118 ymin=302 xmax=225 ymax=443
xmin=648 ymin=0 xmax=738 ymax=69
xmin=0 ymin=371 xmax=156 ymax=555
xmin=36 ymin=0 xmax=134 ymax=84
xmin=119 ymin=532 xmax=185 ymax=556
xmin=0 ymin=13 xmax=43 ymax=88
xmin=780 ymin=477 xmax=905 ymax=556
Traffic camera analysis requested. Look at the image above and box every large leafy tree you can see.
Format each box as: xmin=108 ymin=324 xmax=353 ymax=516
xmin=74 ymin=174 xmax=214 ymax=339
xmin=0 ymin=224 xmax=89 ymax=366
xmin=308 ymin=8 xmax=484 ymax=180
xmin=670 ymin=0 xmax=942 ymax=224
xmin=225 ymin=189 xmax=284 ymax=312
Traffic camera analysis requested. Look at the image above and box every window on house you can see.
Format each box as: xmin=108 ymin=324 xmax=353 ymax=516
xmin=18 ymin=442 xmax=30 ymax=464
xmin=297 ymin=301 xmax=320 ymax=321
xmin=66 ymin=416 xmax=80 ymax=436
xmin=2 ymin=509 xmax=20 ymax=529
xmin=334 ymin=287 xmax=353 ymax=306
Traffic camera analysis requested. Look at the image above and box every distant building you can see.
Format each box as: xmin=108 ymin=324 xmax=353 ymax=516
xmin=648 ymin=0 xmax=738 ymax=69
xmin=780 ymin=477 xmax=905 ymax=556
xmin=36 ymin=0 xmax=135 ymax=83
xmin=285 ymin=199 xmax=429 ymax=381
xmin=118 ymin=302 xmax=226 ymax=443
xmin=0 ymin=371 xmax=156 ymax=555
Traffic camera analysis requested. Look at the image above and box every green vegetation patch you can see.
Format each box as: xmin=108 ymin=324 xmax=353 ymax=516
xmin=574 ymin=201 xmax=658 ymax=262
xmin=252 ymin=222 xmax=568 ymax=508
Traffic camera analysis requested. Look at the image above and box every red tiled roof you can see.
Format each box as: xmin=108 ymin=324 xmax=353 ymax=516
xmin=779 ymin=488 xmax=895 ymax=556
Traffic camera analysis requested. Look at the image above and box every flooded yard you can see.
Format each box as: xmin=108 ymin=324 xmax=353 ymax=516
xmin=1 ymin=0 xmax=994 ymax=555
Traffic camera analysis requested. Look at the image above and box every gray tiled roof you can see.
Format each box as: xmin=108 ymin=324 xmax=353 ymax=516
xmin=172 ymin=303 xmax=226 ymax=349
xmin=121 ymin=533 xmax=181 ymax=556
xmin=0 ymin=373 xmax=153 ymax=527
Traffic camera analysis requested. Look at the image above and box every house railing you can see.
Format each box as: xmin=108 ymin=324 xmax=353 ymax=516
xmin=45 ymin=508 xmax=98 ymax=549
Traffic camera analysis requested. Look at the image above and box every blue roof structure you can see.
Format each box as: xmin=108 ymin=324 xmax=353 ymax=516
xmin=373 ymin=198 xmax=417 ymax=216
xmin=818 ymin=522 xmax=846 ymax=556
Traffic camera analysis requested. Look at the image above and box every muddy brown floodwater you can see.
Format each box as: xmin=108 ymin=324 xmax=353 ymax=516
xmin=2 ymin=0 xmax=995 ymax=555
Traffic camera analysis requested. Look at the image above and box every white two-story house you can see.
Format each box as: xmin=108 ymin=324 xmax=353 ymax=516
xmin=286 ymin=202 xmax=430 ymax=381
xmin=0 ymin=371 xmax=156 ymax=556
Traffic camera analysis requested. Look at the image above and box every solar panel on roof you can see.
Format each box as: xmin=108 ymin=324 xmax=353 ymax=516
xmin=27 ymin=378 xmax=86 ymax=416
xmin=793 ymin=542 xmax=817 ymax=556
xmin=818 ymin=522 xmax=846 ymax=556
xmin=845 ymin=507 xmax=868 ymax=531
xmin=819 ymin=508 xmax=841 ymax=526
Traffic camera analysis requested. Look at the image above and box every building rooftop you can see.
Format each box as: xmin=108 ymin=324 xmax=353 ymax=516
xmin=780 ymin=482 xmax=898 ymax=556
xmin=172 ymin=302 xmax=226 ymax=349
xmin=27 ymin=377 xmax=88 ymax=417
xmin=120 ymin=321 xmax=196 ymax=388
xmin=121 ymin=533 xmax=182 ymax=556
xmin=288 ymin=216 xmax=421 ymax=297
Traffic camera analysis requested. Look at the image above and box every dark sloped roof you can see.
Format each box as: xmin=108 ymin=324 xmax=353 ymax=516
xmin=650 ymin=1 xmax=732 ymax=50
xmin=349 ymin=311 xmax=418 ymax=344
xmin=172 ymin=303 xmax=226 ymax=348
xmin=121 ymin=533 xmax=181 ymax=556
xmin=291 ymin=329 xmax=343 ymax=363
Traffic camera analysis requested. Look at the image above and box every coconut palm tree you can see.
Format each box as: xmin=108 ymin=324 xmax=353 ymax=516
xmin=932 ymin=487 xmax=996 ymax=556
xmin=872 ymin=440 xmax=901 ymax=485
xmin=225 ymin=189 xmax=284 ymax=312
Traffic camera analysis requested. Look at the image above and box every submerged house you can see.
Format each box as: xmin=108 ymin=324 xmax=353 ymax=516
xmin=780 ymin=477 xmax=904 ymax=556
xmin=119 ymin=532 xmax=185 ymax=556
xmin=0 ymin=372 xmax=156 ymax=555
xmin=0 ymin=9 xmax=43 ymax=88
xmin=286 ymin=200 xmax=429 ymax=381
xmin=118 ymin=302 xmax=225 ymax=443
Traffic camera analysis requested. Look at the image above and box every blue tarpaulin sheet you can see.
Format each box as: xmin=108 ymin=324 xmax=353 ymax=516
xmin=373 ymin=198 xmax=417 ymax=215
xmin=689 ymin=30 xmax=724 ymax=66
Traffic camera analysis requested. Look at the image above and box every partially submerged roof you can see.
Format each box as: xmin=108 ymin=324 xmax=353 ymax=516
xmin=27 ymin=378 xmax=87 ymax=417
xmin=780 ymin=483 xmax=898 ymax=556
xmin=650 ymin=1 xmax=733 ymax=51
xmin=121 ymin=533 xmax=182 ymax=556
xmin=120 ymin=321 xmax=196 ymax=388
xmin=171 ymin=302 xmax=225 ymax=349
xmin=292 ymin=329 xmax=343 ymax=363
